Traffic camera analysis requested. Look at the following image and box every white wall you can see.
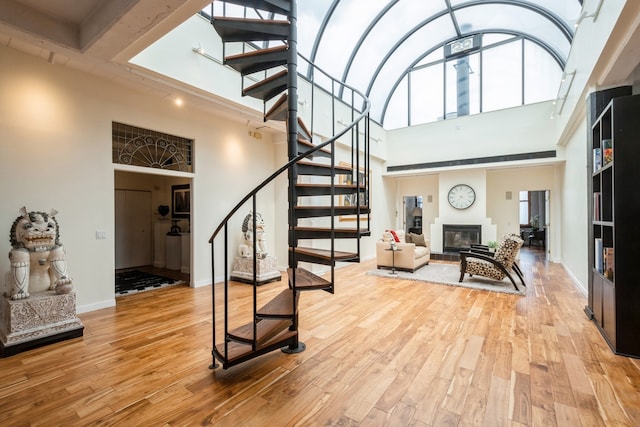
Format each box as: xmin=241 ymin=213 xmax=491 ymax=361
xmin=550 ymin=0 xmax=636 ymax=293
xmin=558 ymin=118 xmax=589 ymax=294
xmin=386 ymin=101 xmax=556 ymax=167
xmin=0 ymin=45 xmax=278 ymax=312
xmin=131 ymin=14 xmax=264 ymax=115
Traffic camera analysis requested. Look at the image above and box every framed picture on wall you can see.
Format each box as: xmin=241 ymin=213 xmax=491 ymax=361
xmin=172 ymin=184 xmax=190 ymax=218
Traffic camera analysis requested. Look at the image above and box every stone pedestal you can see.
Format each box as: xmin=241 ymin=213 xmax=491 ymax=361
xmin=230 ymin=256 xmax=281 ymax=285
xmin=0 ymin=291 xmax=84 ymax=357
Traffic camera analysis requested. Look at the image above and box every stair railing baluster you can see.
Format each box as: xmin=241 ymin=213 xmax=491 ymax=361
xmin=209 ymin=227 xmax=219 ymax=369
xmin=309 ymin=65 xmax=315 ymax=137
xmin=252 ymin=195 xmax=258 ymax=350
xmin=353 ymin=88 xmax=359 ymax=225
xmin=330 ymin=78 xmax=336 ymax=272
xmin=331 ymin=134 xmax=336 ymax=294
xmin=224 ymin=224 xmax=229 ymax=361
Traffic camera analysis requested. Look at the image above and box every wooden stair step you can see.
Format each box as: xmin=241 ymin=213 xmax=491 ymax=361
xmin=227 ymin=318 xmax=292 ymax=347
xmin=224 ymin=45 xmax=288 ymax=75
xmin=294 ymin=205 xmax=370 ymax=218
xmin=296 ymin=160 xmax=352 ymax=176
xmin=287 ymin=267 xmax=332 ymax=291
xmin=295 ymin=183 xmax=362 ymax=196
xmin=290 ymin=247 xmax=359 ymax=265
xmin=220 ymin=0 xmax=291 ymax=16
xmin=244 ymin=69 xmax=288 ymax=101
xmin=215 ymin=328 xmax=297 ymax=367
xmin=293 ymin=226 xmax=371 ymax=239
xmin=257 ymin=289 xmax=298 ymax=318
xmin=212 ymin=17 xmax=290 ymax=42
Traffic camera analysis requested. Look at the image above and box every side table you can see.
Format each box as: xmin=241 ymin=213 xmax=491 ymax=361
xmin=385 ymin=247 xmax=402 ymax=275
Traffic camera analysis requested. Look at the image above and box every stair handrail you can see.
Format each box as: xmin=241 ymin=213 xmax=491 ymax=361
xmin=209 ymin=68 xmax=371 ymax=243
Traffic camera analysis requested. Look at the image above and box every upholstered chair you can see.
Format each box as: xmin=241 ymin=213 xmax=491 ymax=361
xmin=459 ymin=234 xmax=525 ymax=290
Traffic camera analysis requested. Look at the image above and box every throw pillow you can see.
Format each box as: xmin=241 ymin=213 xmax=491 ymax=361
xmin=387 ymin=229 xmax=400 ymax=243
xmin=412 ymin=233 xmax=426 ymax=247
xmin=382 ymin=232 xmax=394 ymax=243
xmin=406 ymin=233 xmax=413 ymax=243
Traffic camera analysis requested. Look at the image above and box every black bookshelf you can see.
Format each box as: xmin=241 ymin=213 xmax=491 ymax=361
xmin=586 ymin=92 xmax=640 ymax=358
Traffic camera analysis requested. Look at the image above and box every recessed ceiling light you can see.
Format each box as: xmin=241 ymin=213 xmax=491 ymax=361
xmin=174 ymin=98 xmax=183 ymax=107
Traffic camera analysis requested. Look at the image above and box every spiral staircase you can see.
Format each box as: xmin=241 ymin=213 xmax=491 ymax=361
xmin=208 ymin=0 xmax=371 ymax=369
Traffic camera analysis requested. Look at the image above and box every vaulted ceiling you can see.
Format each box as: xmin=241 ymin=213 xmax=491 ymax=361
xmin=1 ymin=0 xmax=640 ymax=126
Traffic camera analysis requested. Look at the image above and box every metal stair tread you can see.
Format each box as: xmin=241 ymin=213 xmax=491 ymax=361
xmin=227 ymin=318 xmax=292 ymax=347
xmin=265 ymin=93 xmax=288 ymax=121
xmin=295 ymin=183 xmax=362 ymax=195
xmin=224 ymin=45 xmax=288 ymax=75
xmin=287 ymin=267 xmax=332 ymax=290
xmin=297 ymin=138 xmax=331 ymax=158
xmin=220 ymin=0 xmax=291 ymax=15
xmin=296 ymin=160 xmax=352 ymax=175
xmin=243 ymin=69 xmax=288 ymax=101
xmin=257 ymin=289 xmax=298 ymax=318
xmin=212 ymin=17 xmax=290 ymax=42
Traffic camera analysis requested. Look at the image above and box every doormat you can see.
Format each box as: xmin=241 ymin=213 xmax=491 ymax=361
xmin=115 ymin=270 xmax=183 ymax=296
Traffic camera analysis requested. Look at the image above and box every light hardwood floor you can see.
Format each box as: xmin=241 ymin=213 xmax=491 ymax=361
xmin=1 ymin=248 xmax=639 ymax=426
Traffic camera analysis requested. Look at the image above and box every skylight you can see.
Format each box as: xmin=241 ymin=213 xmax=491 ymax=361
xmin=205 ymin=0 xmax=582 ymax=128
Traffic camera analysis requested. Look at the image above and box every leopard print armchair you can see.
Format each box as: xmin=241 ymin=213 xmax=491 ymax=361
xmin=458 ymin=234 xmax=525 ymax=290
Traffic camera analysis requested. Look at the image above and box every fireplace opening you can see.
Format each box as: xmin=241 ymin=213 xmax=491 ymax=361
xmin=443 ymin=224 xmax=481 ymax=252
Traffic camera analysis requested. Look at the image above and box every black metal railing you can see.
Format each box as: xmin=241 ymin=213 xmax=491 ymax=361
xmin=208 ymin=0 xmax=371 ymax=365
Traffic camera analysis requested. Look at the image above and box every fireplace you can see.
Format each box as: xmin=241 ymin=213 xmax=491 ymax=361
xmin=443 ymin=224 xmax=481 ymax=252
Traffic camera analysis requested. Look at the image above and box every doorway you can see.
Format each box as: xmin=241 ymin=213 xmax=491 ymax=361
xmin=114 ymin=170 xmax=191 ymax=295
xmin=403 ymin=196 xmax=423 ymax=234
xmin=115 ymin=189 xmax=152 ymax=269
xmin=519 ymin=189 xmax=549 ymax=254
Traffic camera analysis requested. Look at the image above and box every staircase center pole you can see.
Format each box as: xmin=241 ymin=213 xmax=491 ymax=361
xmin=283 ymin=0 xmax=305 ymax=355
xmin=286 ymin=0 xmax=299 ymax=270
xmin=287 ymin=0 xmax=298 ymax=273
xmin=287 ymin=0 xmax=299 ymax=220
xmin=287 ymin=3 xmax=298 ymax=159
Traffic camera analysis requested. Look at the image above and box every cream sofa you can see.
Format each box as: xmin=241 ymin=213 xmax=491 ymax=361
xmin=376 ymin=230 xmax=430 ymax=272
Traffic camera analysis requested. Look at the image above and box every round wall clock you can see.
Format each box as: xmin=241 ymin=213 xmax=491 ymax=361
xmin=448 ymin=184 xmax=476 ymax=209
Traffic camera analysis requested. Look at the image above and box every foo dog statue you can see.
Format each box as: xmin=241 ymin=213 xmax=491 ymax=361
xmin=4 ymin=207 xmax=73 ymax=300
xmin=239 ymin=211 xmax=268 ymax=258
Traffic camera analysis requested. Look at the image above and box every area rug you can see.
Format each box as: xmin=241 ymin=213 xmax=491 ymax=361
xmin=367 ymin=262 xmax=525 ymax=295
xmin=115 ymin=270 xmax=183 ymax=296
